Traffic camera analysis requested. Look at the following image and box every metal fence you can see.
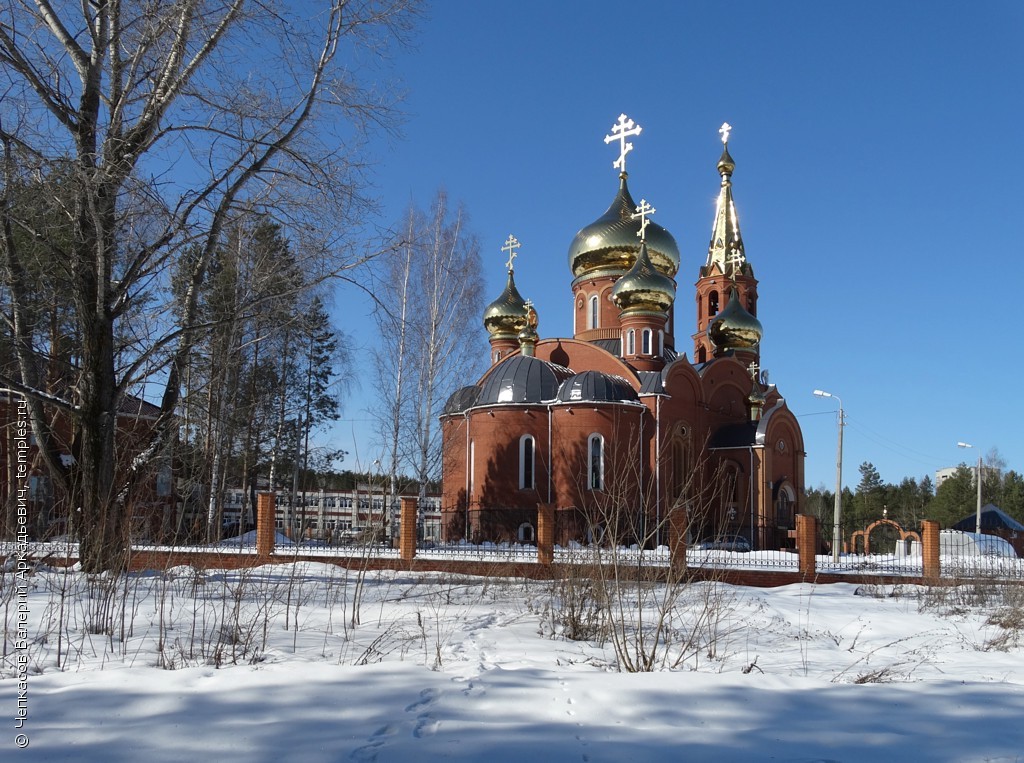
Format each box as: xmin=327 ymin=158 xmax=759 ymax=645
xmin=5 ymin=525 xmax=1023 ymax=582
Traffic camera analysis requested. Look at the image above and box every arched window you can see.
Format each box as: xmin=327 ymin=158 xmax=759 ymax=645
xmin=518 ymin=522 xmax=536 ymax=543
xmin=723 ymin=462 xmax=742 ymax=525
xmin=493 ymin=350 xmax=502 ymax=364
xmin=775 ymin=485 xmax=795 ymax=529
xmin=670 ymin=428 xmax=691 ymax=506
xmin=641 ymin=328 xmax=652 ymax=355
xmin=519 ymin=434 xmax=535 ymax=490
xmin=626 ymin=329 xmax=636 ymax=355
xmin=588 ymin=433 xmax=604 ymax=491
xmin=708 ymin=290 xmax=720 ymax=317
xmin=589 ymin=295 xmax=599 ymax=329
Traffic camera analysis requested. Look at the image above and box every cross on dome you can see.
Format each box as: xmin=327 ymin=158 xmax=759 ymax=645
xmin=502 ymin=235 xmax=521 ymax=272
xmin=604 ymin=113 xmax=642 ymax=173
xmin=747 ymin=361 xmax=760 ymax=382
xmin=719 ymin=122 xmax=732 ymax=144
xmin=631 ymin=199 xmax=656 ymax=242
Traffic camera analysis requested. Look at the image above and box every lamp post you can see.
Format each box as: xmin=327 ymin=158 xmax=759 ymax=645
xmin=813 ymin=389 xmax=844 ymax=562
xmin=956 ymin=442 xmax=983 ymax=536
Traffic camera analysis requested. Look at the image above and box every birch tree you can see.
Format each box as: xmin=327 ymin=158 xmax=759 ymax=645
xmin=371 ymin=190 xmax=484 ymax=510
xmin=0 ymin=1 xmax=419 ymax=571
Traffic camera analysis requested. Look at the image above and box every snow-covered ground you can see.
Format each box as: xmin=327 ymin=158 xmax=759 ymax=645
xmin=2 ymin=562 xmax=1023 ymax=762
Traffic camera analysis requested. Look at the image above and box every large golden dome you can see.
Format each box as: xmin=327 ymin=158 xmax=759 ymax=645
xmin=707 ymin=288 xmax=762 ymax=351
xmin=611 ymin=242 xmax=676 ymax=314
xmin=483 ymin=271 xmax=529 ymax=338
xmin=567 ymin=174 xmax=680 ymax=280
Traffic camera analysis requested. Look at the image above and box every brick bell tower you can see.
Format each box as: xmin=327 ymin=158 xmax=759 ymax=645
xmin=693 ymin=123 xmax=760 ymax=364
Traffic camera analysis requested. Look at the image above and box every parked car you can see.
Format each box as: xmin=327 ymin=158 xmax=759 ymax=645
xmin=694 ymin=534 xmax=751 ymax=552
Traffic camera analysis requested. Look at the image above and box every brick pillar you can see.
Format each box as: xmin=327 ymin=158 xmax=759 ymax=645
xmin=921 ymin=520 xmax=940 ymax=582
xmin=399 ymin=496 xmax=418 ymax=561
xmin=668 ymin=506 xmax=688 ymax=572
xmin=256 ymin=492 xmax=276 ymax=558
xmin=796 ymin=513 xmax=817 ymax=578
xmin=537 ymin=503 xmax=554 ymax=565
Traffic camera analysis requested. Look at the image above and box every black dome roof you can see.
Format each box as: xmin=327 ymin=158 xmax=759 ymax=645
xmin=442 ymin=385 xmax=481 ymax=415
xmin=556 ymin=370 xmax=638 ymax=403
xmin=477 ymin=355 xmax=574 ymax=405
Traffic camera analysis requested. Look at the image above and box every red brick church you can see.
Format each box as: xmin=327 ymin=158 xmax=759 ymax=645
xmin=440 ymin=118 xmax=804 ymax=549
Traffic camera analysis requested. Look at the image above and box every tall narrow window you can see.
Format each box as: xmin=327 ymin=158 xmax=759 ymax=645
xmin=641 ymin=328 xmax=652 ymax=355
xmin=493 ymin=350 xmax=502 ymax=364
xmin=588 ymin=433 xmax=604 ymax=491
xmin=519 ymin=434 xmax=535 ymax=490
xmin=775 ymin=486 xmax=794 ymax=529
xmin=626 ymin=329 xmax=635 ymax=355
xmin=589 ymin=295 xmax=599 ymax=329
xmin=658 ymin=330 xmax=664 ymax=355
xmin=708 ymin=290 xmax=719 ymax=317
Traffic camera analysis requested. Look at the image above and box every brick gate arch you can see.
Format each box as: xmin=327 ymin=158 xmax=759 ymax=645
xmin=850 ymin=518 xmax=920 ymax=555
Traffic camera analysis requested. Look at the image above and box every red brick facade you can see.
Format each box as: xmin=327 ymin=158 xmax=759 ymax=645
xmin=441 ymin=130 xmax=805 ymax=550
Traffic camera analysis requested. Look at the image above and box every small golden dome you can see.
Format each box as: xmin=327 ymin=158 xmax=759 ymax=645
xmin=707 ymin=288 xmax=762 ymax=350
xmin=567 ymin=174 xmax=680 ymax=279
xmin=483 ymin=271 xmax=529 ymax=338
xmin=611 ymin=242 xmax=676 ymax=314
xmin=717 ymin=145 xmax=735 ymax=177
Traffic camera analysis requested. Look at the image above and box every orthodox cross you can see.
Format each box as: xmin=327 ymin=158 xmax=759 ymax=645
xmin=631 ymin=199 xmax=656 ymax=242
xmin=719 ymin=121 xmax=732 ymax=144
xmin=726 ymin=249 xmax=744 ymax=279
xmin=604 ymin=113 xmax=642 ymax=173
xmin=524 ymin=299 xmax=538 ymax=329
xmin=502 ymin=234 xmax=520 ymax=272
xmin=748 ymin=362 xmax=770 ymax=388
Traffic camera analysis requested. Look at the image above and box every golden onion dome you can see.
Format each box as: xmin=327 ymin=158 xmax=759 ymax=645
xmin=707 ymin=288 xmax=762 ymax=351
xmin=483 ymin=271 xmax=530 ymax=338
xmin=610 ymin=242 xmax=676 ymax=314
xmin=567 ymin=174 xmax=680 ymax=279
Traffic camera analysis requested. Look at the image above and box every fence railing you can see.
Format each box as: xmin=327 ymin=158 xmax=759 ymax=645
xmin=5 ymin=512 xmax=1022 ymax=582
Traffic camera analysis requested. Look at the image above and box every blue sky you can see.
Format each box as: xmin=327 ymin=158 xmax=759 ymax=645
xmin=332 ymin=1 xmax=1024 ymax=490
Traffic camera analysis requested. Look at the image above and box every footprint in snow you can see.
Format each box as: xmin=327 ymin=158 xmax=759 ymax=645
xmin=404 ymin=688 xmax=438 ymax=713
xmin=413 ymin=716 xmax=440 ymax=738
xmin=348 ymin=724 xmax=397 ymax=762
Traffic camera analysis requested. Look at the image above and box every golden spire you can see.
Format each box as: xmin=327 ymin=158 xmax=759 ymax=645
xmin=704 ymin=122 xmax=747 ymax=279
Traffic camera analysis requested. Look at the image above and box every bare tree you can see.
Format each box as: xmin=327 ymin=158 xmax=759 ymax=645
xmin=371 ymin=206 xmax=416 ymax=533
xmin=371 ymin=190 xmax=484 ymax=521
xmin=0 ymin=1 xmax=419 ymax=571
xmin=408 ymin=192 xmax=484 ymax=497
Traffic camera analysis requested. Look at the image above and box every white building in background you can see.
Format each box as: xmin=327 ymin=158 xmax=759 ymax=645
xmin=221 ymin=486 xmax=442 ymax=544
xmin=935 ymin=465 xmax=997 ymax=487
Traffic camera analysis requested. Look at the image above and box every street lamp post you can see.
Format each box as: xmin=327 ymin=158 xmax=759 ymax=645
xmin=813 ymin=390 xmax=845 ymax=562
xmin=956 ymin=442 xmax=983 ymax=536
